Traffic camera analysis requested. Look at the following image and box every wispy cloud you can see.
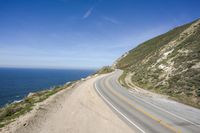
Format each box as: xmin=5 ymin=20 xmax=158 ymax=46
xmin=102 ymin=16 xmax=119 ymax=24
xmin=83 ymin=7 xmax=94 ymax=19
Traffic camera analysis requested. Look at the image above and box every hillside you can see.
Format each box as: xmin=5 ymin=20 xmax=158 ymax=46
xmin=114 ymin=19 xmax=200 ymax=108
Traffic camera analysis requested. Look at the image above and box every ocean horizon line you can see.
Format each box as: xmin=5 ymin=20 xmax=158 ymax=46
xmin=0 ymin=67 xmax=98 ymax=71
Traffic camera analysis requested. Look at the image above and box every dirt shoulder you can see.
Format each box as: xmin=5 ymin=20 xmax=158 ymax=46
xmin=1 ymin=74 xmax=133 ymax=133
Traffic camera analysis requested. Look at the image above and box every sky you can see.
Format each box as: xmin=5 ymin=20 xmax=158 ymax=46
xmin=0 ymin=0 xmax=199 ymax=69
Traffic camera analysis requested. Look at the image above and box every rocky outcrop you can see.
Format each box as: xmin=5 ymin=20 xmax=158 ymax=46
xmin=115 ymin=19 xmax=200 ymax=108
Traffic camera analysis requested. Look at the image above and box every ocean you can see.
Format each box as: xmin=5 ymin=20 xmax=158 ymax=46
xmin=0 ymin=68 xmax=95 ymax=107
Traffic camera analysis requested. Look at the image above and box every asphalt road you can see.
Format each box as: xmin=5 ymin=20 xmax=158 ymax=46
xmin=94 ymin=70 xmax=200 ymax=133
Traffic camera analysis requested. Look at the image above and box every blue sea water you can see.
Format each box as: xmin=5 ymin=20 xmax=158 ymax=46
xmin=0 ymin=68 xmax=95 ymax=107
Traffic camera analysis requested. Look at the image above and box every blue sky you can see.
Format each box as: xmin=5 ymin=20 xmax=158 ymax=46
xmin=0 ymin=0 xmax=199 ymax=69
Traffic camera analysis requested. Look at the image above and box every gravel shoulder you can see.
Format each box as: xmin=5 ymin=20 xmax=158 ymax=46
xmin=1 ymin=74 xmax=133 ymax=133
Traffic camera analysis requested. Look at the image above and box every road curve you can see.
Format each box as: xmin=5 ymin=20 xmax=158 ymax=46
xmin=94 ymin=70 xmax=200 ymax=133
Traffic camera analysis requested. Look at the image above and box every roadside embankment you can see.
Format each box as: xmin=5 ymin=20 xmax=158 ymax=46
xmin=1 ymin=73 xmax=133 ymax=133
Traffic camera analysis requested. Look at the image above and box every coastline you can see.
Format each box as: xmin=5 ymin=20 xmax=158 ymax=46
xmin=0 ymin=82 xmax=75 ymax=133
xmin=0 ymin=67 xmax=97 ymax=130
xmin=0 ymin=68 xmax=95 ymax=108
xmin=0 ymin=79 xmax=77 ymax=130
xmin=0 ymin=70 xmax=96 ymax=131
xmin=0 ymin=73 xmax=133 ymax=133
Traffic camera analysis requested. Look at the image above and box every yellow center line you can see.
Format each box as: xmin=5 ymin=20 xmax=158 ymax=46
xmin=103 ymin=75 xmax=182 ymax=133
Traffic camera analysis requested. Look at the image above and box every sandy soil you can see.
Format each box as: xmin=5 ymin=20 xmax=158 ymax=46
xmin=1 ymin=74 xmax=133 ymax=133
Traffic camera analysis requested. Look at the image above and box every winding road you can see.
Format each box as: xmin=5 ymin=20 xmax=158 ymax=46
xmin=94 ymin=70 xmax=200 ymax=133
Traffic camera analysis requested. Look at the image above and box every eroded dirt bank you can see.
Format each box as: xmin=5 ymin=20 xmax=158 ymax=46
xmin=1 ymin=74 xmax=133 ymax=133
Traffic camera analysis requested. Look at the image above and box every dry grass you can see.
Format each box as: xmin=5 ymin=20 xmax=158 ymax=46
xmin=0 ymin=83 xmax=73 ymax=128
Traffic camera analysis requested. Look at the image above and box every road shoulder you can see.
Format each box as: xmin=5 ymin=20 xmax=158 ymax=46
xmin=1 ymin=74 xmax=133 ymax=133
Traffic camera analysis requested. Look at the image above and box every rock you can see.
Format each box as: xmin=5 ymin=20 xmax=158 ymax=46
xmin=27 ymin=92 xmax=35 ymax=97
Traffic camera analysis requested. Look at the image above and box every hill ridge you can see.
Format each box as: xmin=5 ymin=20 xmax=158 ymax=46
xmin=115 ymin=19 xmax=200 ymax=108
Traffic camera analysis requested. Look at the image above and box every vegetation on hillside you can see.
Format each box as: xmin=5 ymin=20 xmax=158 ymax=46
xmin=116 ymin=19 xmax=200 ymax=108
xmin=95 ymin=66 xmax=114 ymax=74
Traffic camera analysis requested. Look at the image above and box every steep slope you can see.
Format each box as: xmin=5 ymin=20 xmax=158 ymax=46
xmin=115 ymin=19 xmax=200 ymax=108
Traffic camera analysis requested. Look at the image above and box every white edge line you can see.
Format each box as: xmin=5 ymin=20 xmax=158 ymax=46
xmin=94 ymin=83 xmax=146 ymax=133
xmin=115 ymin=76 xmax=200 ymax=127
xmin=136 ymin=96 xmax=200 ymax=127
